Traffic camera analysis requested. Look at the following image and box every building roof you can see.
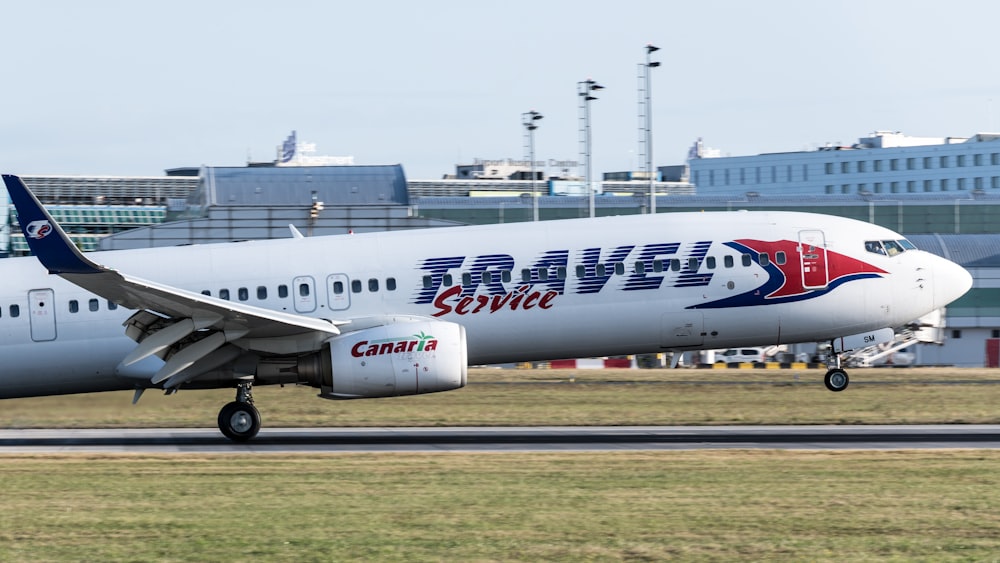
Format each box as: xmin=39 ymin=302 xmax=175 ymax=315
xmin=907 ymin=234 xmax=1000 ymax=268
xmin=199 ymin=165 xmax=408 ymax=207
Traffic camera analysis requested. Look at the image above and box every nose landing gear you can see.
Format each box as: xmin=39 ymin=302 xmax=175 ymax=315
xmin=823 ymin=352 xmax=849 ymax=392
xmin=823 ymin=368 xmax=849 ymax=392
xmin=218 ymin=381 xmax=261 ymax=442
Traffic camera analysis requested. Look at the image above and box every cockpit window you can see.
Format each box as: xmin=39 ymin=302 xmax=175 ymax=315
xmin=882 ymin=240 xmax=904 ymax=257
xmin=865 ymin=241 xmax=886 ymax=255
xmin=866 ymin=239 xmax=914 ymax=257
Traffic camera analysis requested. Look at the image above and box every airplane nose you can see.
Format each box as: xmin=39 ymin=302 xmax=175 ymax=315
xmin=933 ymin=256 xmax=972 ymax=309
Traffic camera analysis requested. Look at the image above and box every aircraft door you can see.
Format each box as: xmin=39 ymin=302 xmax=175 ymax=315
xmin=326 ymin=274 xmax=351 ymax=311
xmin=798 ymin=230 xmax=829 ymax=289
xmin=292 ymin=276 xmax=317 ymax=313
xmin=28 ymin=289 xmax=57 ymax=342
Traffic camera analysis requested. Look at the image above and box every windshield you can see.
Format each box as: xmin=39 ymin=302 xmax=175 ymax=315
xmin=865 ymin=239 xmax=915 ymax=257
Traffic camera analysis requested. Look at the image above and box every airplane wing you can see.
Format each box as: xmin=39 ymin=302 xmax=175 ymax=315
xmin=3 ymin=174 xmax=343 ymax=387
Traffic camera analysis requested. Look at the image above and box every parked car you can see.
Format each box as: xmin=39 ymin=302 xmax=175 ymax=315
xmin=714 ymin=348 xmax=767 ymax=364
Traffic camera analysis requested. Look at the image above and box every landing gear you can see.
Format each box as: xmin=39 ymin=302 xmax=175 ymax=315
xmin=823 ymin=368 xmax=849 ymax=392
xmin=821 ymin=347 xmax=850 ymax=392
xmin=218 ymin=381 xmax=261 ymax=442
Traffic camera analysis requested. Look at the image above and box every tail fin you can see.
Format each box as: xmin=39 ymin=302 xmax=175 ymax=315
xmin=2 ymin=174 xmax=103 ymax=274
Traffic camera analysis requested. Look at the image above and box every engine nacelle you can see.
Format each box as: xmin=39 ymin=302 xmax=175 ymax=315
xmin=318 ymin=320 xmax=467 ymax=399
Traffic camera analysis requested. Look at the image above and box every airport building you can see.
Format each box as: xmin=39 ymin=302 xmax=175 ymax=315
xmin=4 ymin=131 xmax=1000 ymax=366
xmin=687 ymin=131 xmax=1000 ymax=197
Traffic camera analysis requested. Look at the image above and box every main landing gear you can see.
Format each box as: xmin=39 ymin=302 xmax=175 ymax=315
xmin=823 ymin=353 xmax=849 ymax=392
xmin=218 ymin=380 xmax=261 ymax=442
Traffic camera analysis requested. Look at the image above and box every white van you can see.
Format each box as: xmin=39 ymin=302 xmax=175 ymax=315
xmin=714 ymin=348 xmax=767 ymax=364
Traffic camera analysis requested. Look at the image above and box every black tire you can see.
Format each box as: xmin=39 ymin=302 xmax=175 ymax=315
xmin=824 ymin=369 xmax=849 ymax=392
xmin=218 ymin=401 xmax=261 ymax=442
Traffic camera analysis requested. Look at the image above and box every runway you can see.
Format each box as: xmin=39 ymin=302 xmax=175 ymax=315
xmin=1 ymin=425 xmax=999 ymax=453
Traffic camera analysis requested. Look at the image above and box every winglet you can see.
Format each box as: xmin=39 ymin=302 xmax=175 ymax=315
xmin=2 ymin=174 xmax=104 ymax=274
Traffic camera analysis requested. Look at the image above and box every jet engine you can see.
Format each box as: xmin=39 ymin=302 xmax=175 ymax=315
xmin=256 ymin=320 xmax=467 ymax=399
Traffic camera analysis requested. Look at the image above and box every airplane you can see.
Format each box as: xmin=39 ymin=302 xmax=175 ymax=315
xmin=0 ymin=174 xmax=973 ymax=441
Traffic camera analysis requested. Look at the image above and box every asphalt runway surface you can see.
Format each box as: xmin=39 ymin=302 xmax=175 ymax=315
xmin=1 ymin=425 xmax=999 ymax=453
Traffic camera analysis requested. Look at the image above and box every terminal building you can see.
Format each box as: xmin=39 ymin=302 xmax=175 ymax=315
xmin=687 ymin=131 xmax=1000 ymax=196
xmin=4 ymin=131 xmax=999 ymax=366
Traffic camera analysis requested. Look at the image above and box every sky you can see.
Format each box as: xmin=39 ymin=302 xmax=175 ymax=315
xmin=4 ymin=0 xmax=1000 ymax=180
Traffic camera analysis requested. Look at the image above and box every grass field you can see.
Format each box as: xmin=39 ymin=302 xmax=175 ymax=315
xmin=0 ymin=451 xmax=998 ymax=561
xmin=1 ymin=367 xmax=999 ymax=428
xmin=2 ymin=367 xmax=999 ymax=561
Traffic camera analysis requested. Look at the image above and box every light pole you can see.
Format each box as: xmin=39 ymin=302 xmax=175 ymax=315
xmin=578 ymin=79 xmax=604 ymax=218
xmin=522 ymin=110 xmax=543 ymax=221
xmin=644 ymin=44 xmax=661 ymax=214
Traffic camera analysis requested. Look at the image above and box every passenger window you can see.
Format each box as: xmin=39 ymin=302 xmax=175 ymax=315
xmin=108 ymin=301 xmax=118 ymax=311
xmin=775 ymin=251 xmax=786 ymax=265
xmin=670 ymin=259 xmax=681 ymax=272
xmin=351 ymin=280 xmax=362 ymax=293
xmin=219 ymin=289 xmax=230 ymax=300
xmin=576 ymin=265 xmax=586 ymax=278
xmin=257 ymin=286 xmax=267 ymax=300
xmin=596 ymin=264 xmax=607 ymax=277
xmin=653 ymin=259 xmax=663 ymax=273
xmin=521 ymin=269 xmax=531 ymax=282
xmin=69 ymin=300 xmax=79 ymax=313
xmin=386 ymin=278 xmax=397 ymax=291
xmin=501 ymin=270 xmax=511 ymax=283
xmin=278 ymin=285 xmax=289 ymax=298
xmin=742 ymin=254 xmax=752 ymax=267
xmin=614 ymin=263 xmax=625 ymax=275
xmin=238 ymin=288 xmax=249 ymax=301
xmin=298 ymin=284 xmax=309 ymax=297
xmin=443 ymin=274 xmax=453 ymax=286
xmin=706 ymin=257 xmax=716 ymax=269
xmin=462 ymin=273 xmax=472 ymax=286
xmin=333 ymin=281 xmax=344 ymax=294
xmin=557 ymin=266 xmax=567 ymax=280
xmin=759 ymin=253 xmax=770 ymax=267
xmin=201 ymin=290 xmax=211 ymax=296
xmin=89 ymin=299 xmax=99 ymax=312
xmin=10 ymin=305 xmax=19 ymax=318
xmin=423 ymin=275 xmax=433 ymax=289
xmin=481 ymin=271 xmax=492 ymax=284
xmin=688 ymin=258 xmax=699 ymax=270
xmin=724 ymin=255 xmax=734 ymax=268
xmin=368 ymin=278 xmax=379 ymax=292
xmin=538 ymin=268 xmax=549 ymax=281
xmin=635 ymin=261 xmax=646 ymax=274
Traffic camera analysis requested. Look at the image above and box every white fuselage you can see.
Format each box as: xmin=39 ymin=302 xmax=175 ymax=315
xmin=0 ymin=211 xmax=971 ymax=398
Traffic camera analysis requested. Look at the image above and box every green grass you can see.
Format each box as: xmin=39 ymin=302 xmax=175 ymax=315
xmin=1 ymin=367 xmax=1000 ymax=428
xmin=0 ymin=451 xmax=998 ymax=561
xmin=2 ymin=368 xmax=1000 ymax=561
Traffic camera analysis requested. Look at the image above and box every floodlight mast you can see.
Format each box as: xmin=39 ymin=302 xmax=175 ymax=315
xmin=643 ymin=44 xmax=661 ymax=214
xmin=578 ymin=79 xmax=604 ymax=218
xmin=522 ymin=110 xmax=544 ymax=221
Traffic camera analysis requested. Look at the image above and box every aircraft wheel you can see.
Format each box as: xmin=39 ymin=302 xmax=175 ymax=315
xmin=218 ymin=401 xmax=261 ymax=442
xmin=823 ymin=369 xmax=849 ymax=392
